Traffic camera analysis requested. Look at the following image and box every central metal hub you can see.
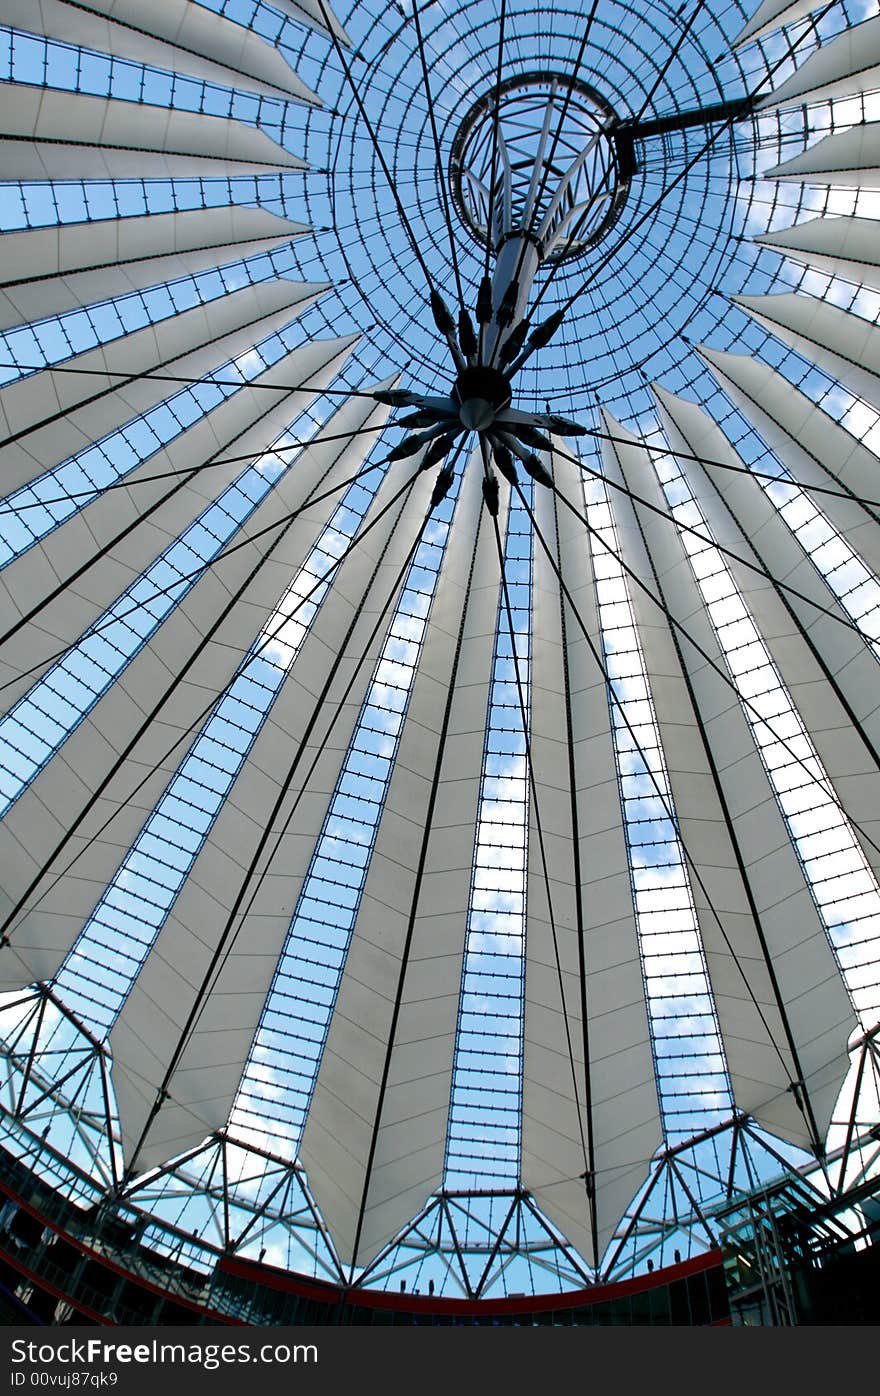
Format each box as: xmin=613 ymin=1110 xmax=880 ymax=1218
xmin=449 ymin=70 xmax=627 ymax=264
xmin=452 ymin=365 xmax=512 ymax=430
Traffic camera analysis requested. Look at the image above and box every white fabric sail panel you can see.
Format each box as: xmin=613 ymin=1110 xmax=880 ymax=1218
xmin=0 ymin=380 xmax=378 ymax=993
xmin=733 ymin=293 xmax=880 ymax=415
xmin=764 ymin=124 xmax=880 ymax=188
xmin=0 ymin=206 xmax=308 ymax=332
xmin=655 ymin=388 xmax=880 ymax=884
xmin=523 ymin=467 xmax=595 ymax=1266
xmin=700 ymin=348 xmax=880 ymax=581
xmin=0 ymin=335 xmax=355 ymax=715
xmin=269 ymin=0 xmax=350 ymax=43
xmin=756 ymin=217 xmax=880 ymax=295
xmin=603 ymin=418 xmax=856 ymax=1148
xmin=0 ymin=277 xmax=326 ymax=497
xmin=735 ymin=0 xmax=825 ymax=46
xmin=110 ymin=452 xmax=434 ymax=1172
xmin=521 ymin=450 xmax=661 ymax=1268
xmin=298 ymin=457 xmax=505 ymax=1269
xmin=0 ymin=85 xmax=306 ymax=181
xmin=0 ymin=206 xmax=306 ymax=295
xmin=0 ymin=0 xmax=318 ymax=103
xmin=759 ymin=16 xmax=880 ymax=107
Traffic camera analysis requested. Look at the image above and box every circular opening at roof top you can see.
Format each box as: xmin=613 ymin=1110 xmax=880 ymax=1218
xmin=449 ymin=70 xmax=628 ymax=264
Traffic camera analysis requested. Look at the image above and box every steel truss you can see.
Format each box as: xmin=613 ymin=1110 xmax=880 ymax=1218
xmin=0 ymin=983 xmax=877 ymax=1306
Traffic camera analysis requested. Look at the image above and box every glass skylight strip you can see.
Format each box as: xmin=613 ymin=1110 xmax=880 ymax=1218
xmin=744 ymin=309 xmax=880 ymax=454
xmin=0 ymin=24 xmax=287 ymax=134
xmin=444 ymin=489 xmax=531 ymax=1190
xmin=761 ymin=470 xmax=880 ymax=657
xmin=584 ymin=471 xmax=732 ymax=1143
xmin=0 ymin=176 xmax=294 ymax=234
xmin=0 ymin=389 xmax=333 ymax=816
xmin=0 ymin=242 xmax=300 ymax=389
xmin=230 ymin=484 xmax=459 ymax=1153
xmin=0 ymin=312 xmax=312 ymax=569
xmin=654 ymin=448 xmax=880 ymax=1024
xmin=53 ymin=439 xmax=383 ymax=1038
xmin=657 ymin=379 xmax=880 ymax=657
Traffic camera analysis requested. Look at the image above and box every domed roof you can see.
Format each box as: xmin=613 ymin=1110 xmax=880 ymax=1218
xmin=0 ymin=0 xmax=878 ymax=1296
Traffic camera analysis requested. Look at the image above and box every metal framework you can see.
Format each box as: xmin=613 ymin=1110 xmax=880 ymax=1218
xmin=449 ymin=71 xmax=628 ymax=263
xmin=1 ymin=986 xmax=878 ymax=1301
